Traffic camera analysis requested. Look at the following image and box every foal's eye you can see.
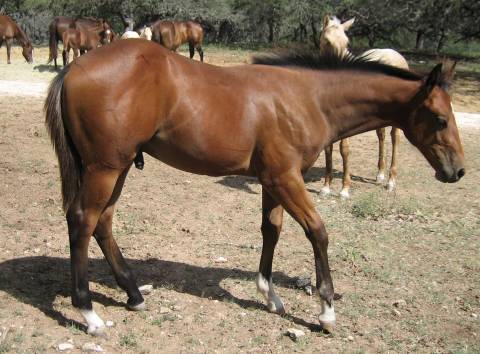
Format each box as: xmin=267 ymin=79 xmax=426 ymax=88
xmin=437 ymin=117 xmax=448 ymax=130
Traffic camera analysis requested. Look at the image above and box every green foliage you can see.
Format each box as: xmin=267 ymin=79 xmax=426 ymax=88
xmin=1 ymin=0 xmax=479 ymax=54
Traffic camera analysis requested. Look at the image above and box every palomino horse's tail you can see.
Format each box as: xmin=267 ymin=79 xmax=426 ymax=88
xmin=44 ymin=66 xmax=81 ymax=211
xmin=47 ymin=20 xmax=58 ymax=64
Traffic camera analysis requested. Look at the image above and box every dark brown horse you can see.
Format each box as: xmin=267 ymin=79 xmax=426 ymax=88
xmin=45 ymin=41 xmax=464 ymax=335
xmin=48 ymin=16 xmax=111 ymax=68
xmin=62 ymin=27 xmax=106 ymax=65
xmin=151 ymin=20 xmax=204 ymax=61
xmin=0 ymin=15 xmax=33 ymax=64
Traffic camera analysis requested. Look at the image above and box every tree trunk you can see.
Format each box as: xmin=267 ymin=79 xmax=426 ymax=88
xmin=415 ymin=30 xmax=425 ymax=50
xmin=268 ymin=20 xmax=274 ymax=43
xmin=436 ymin=29 xmax=446 ymax=53
xmin=311 ymin=20 xmax=319 ymax=48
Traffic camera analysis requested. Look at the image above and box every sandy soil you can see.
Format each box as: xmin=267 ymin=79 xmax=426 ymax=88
xmin=0 ymin=44 xmax=479 ymax=353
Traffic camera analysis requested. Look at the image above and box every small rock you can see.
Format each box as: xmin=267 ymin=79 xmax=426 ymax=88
xmin=105 ymin=320 xmax=114 ymax=327
xmin=392 ymin=309 xmax=401 ymax=317
xmin=139 ymin=284 xmax=153 ymax=295
xmin=304 ymin=285 xmax=313 ymax=296
xmin=392 ymin=299 xmax=407 ymax=308
xmin=214 ymin=257 xmax=227 ymax=263
xmin=172 ymin=305 xmax=181 ymax=311
xmin=472 ymin=313 xmax=478 ymax=319
xmin=82 ymin=342 xmax=103 ymax=352
xmin=347 ymin=335 xmax=354 ymax=341
xmin=58 ymin=342 xmax=74 ymax=351
xmin=239 ymin=312 xmax=247 ymax=317
xmin=285 ymin=328 xmax=305 ymax=342
xmin=160 ymin=306 xmax=171 ymax=314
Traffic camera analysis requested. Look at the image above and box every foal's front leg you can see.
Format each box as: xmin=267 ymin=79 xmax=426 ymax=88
xmin=376 ymin=128 xmax=387 ymax=183
xmin=260 ymin=169 xmax=336 ymax=331
xmin=339 ymin=138 xmax=351 ymax=198
xmin=387 ymin=128 xmax=400 ymax=191
xmin=6 ymin=38 xmax=12 ymax=64
xmin=321 ymin=144 xmax=334 ymax=196
xmin=256 ymin=189 xmax=285 ymax=314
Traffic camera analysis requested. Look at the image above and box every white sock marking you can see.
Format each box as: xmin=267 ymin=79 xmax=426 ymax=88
xmin=339 ymin=188 xmax=350 ymax=199
xmin=256 ymin=273 xmax=285 ymax=314
xmin=320 ymin=186 xmax=331 ymax=196
xmin=80 ymin=309 xmax=105 ymax=336
xmin=318 ymin=299 xmax=336 ymax=325
xmin=376 ymin=173 xmax=385 ymax=183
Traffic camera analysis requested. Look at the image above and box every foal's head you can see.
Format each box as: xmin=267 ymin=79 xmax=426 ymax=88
xmin=22 ymin=41 xmax=34 ymax=63
xmin=404 ymin=61 xmax=465 ymax=183
xmin=319 ymin=15 xmax=354 ymax=57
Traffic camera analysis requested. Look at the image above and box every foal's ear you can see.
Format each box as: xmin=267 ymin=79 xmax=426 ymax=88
xmin=441 ymin=59 xmax=456 ymax=90
xmin=423 ymin=63 xmax=443 ymax=95
xmin=342 ymin=18 xmax=355 ymax=31
xmin=323 ymin=15 xmax=331 ymax=29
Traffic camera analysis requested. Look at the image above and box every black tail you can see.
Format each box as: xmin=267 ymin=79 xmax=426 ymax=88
xmin=47 ymin=20 xmax=58 ymax=64
xmin=44 ymin=66 xmax=81 ymax=211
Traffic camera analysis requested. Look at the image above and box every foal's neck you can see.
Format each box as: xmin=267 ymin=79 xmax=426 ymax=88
xmin=319 ymin=73 xmax=420 ymax=144
xmin=14 ymin=24 xmax=29 ymax=46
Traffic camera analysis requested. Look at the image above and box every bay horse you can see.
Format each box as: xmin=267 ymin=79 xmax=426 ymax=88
xmin=48 ymin=16 xmax=111 ymax=69
xmin=151 ymin=20 xmax=204 ymax=62
xmin=320 ymin=16 xmax=409 ymax=196
xmin=45 ymin=40 xmax=464 ymax=335
xmin=0 ymin=15 xmax=33 ymax=64
xmin=62 ymin=27 xmax=106 ymax=65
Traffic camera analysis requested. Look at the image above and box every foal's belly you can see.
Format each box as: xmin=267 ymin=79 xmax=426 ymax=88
xmin=142 ymin=133 xmax=255 ymax=177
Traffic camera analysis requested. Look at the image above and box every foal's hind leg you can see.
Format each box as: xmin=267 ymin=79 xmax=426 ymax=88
xmin=6 ymin=38 xmax=12 ymax=64
xmin=260 ymin=169 xmax=336 ymax=331
xmin=188 ymin=42 xmax=195 ymax=59
xmin=321 ymin=144 xmax=334 ymax=196
xmin=134 ymin=151 xmax=144 ymax=170
xmin=197 ymin=45 xmax=204 ymax=62
xmin=339 ymin=138 xmax=351 ymax=198
xmin=256 ymin=189 xmax=285 ymax=314
xmin=376 ymin=128 xmax=387 ymax=183
xmin=93 ymin=166 xmax=145 ymax=310
xmin=387 ymin=127 xmax=400 ymax=191
xmin=66 ymin=167 xmax=123 ymax=335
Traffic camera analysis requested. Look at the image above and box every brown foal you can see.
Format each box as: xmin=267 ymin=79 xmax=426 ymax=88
xmin=0 ymin=15 xmax=33 ymax=64
xmin=45 ymin=41 xmax=464 ymax=335
xmin=151 ymin=20 xmax=204 ymax=61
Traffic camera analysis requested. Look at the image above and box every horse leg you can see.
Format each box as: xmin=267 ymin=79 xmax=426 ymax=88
xmin=339 ymin=138 xmax=351 ymax=198
xmin=188 ymin=42 xmax=195 ymax=59
xmin=387 ymin=127 xmax=400 ymax=192
xmin=6 ymin=38 xmax=12 ymax=64
xmin=196 ymin=45 xmax=204 ymax=62
xmin=62 ymin=48 xmax=67 ymax=66
xmin=93 ymin=166 xmax=145 ymax=310
xmin=260 ymin=169 xmax=335 ymax=331
xmin=376 ymin=128 xmax=387 ymax=183
xmin=321 ymin=144 xmax=334 ymax=196
xmin=133 ymin=151 xmax=144 ymax=170
xmin=66 ymin=167 xmax=123 ymax=335
xmin=256 ymin=188 xmax=285 ymax=314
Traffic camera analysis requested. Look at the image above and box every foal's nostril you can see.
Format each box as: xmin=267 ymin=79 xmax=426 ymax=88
xmin=457 ymin=168 xmax=465 ymax=179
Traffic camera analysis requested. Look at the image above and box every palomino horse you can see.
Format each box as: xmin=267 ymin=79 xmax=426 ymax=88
xmin=320 ymin=16 xmax=409 ymax=196
xmin=62 ymin=27 xmax=108 ymax=65
xmin=151 ymin=20 xmax=204 ymax=61
xmin=45 ymin=40 xmax=464 ymax=335
xmin=48 ymin=16 xmax=111 ymax=69
xmin=121 ymin=27 xmax=152 ymax=40
xmin=0 ymin=15 xmax=33 ymax=64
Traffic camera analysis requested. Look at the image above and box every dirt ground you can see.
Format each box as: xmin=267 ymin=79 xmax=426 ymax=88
xmin=0 ymin=45 xmax=479 ymax=353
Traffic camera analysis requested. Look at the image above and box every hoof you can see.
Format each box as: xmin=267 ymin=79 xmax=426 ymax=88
xmin=320 ymin=320 xmax=335 ymax=334
xmin=339 ymin=189 xmax=350 ymax=199
xmin=139 ymin=284 xmax=153 ymax=295
xmin=87 ymin=324 xmax=106 ymax=337
xmin=376 ymin=173 xmax=385 ymax=184
xmin=128 ymin=301 xmax=146 ymax=311
xmin=320 ymin=186 xmax=331 ymax=196
xmin=267 ymin=300 xmax=285 ymax=315
xmin=386 ymin=180 xmax=396 ymax=192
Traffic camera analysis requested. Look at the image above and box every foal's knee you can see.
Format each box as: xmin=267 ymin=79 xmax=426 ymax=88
xmin=261 ymin=208 xmax=283 ymax=236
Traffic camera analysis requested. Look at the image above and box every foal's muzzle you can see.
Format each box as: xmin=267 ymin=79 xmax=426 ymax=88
xmin=435 ymin=167 xmax=465 ymax=183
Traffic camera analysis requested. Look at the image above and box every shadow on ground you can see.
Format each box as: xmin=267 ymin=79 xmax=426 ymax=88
xmin=0 ymin=256 xmax=325 ymax=332
xmin=33 ymin=64 xmax=59 ymax=73
xmin=216 ymin=167 xmax=377 ymax=194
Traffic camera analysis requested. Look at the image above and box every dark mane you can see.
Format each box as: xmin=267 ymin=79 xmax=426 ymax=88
xmin=252 ymin=49 xmax=422 ymax=82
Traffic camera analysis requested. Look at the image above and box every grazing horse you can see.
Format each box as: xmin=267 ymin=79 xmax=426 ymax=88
xmin=62 ymin=28 xmax=106 ymax=65
xmin=48 ymin=16 xmax=111 ymax=69
xmin=121 ymin=28 xmax=151 ymax=41
xmin=0 ymin=15 xmax=33 ymax=64
xmin=320 ymin=16 xmax=409 ymax=196
xmin=45 ymin=40 xmax=464 ymax=335
xmin=151 ymin=20 xmax=204 ymax=61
